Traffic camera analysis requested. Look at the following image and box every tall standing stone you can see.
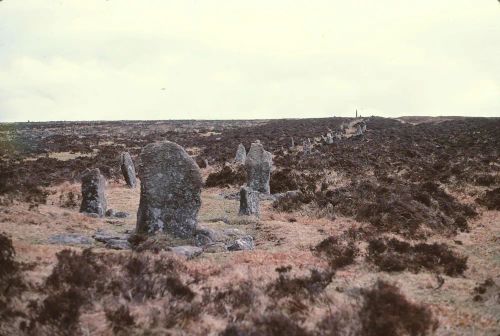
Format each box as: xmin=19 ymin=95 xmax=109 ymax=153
xmin=136 ymin=141 xmax=202 ymax=238
xmin=234 ymin=144 xmax=247 ymax=164
xmin=80 ymin=168 xmax=107 ymax=217
xmin=245 ymin=142 xmax=272 ymax=194
xmin=120 ymin=152 xmax=136 ymax=188
xmin=290 ymin=137 xmax=295 ymax=149
xmin=239 ymin=186 xmax=259 ymax=216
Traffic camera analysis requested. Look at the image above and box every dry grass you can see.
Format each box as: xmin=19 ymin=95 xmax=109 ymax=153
xmin=0 ymin=178 xmax=499 ymax=335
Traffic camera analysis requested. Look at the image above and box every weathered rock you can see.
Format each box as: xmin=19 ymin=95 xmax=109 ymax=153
xmin=106 ymin=209 xmax=130 ymax=218
xmin=136 ymin=141 xmax=202 ymax=238
xmin=234 ymin=144 xmax=247 ymax=164
xmin=105 ymin=239 xmax=131 ymax=250
xmin=120 ymin=152 xmax=137 ymax=188
xmin=245 ymin=142 xmax=272 ymax=194
xmin=274 ymin=190 xmax=302 ymax=200
xmin=170 ymin=245 xmax=203 ymax=259
xmin=194 ymin=227 xmax=227 ymax=246
xmin=239 ymin=186 xmax=259 ymax=216
xmin=105 ymin=209 xmax=115 ymax=217
xmin=326 ymin=133 xmax=334 ymax=144
xmin=203 ymin=242 xmax=228 ymax=253
xmin=48 ymin=234 xmax=93 ymax=246
xmin=114 ymin=211 xmax=130 ymax=218
xmin=227 ymin=235 xmax=254 ymax=251
xmin=80 ymin=168 xmax=107 ymax=217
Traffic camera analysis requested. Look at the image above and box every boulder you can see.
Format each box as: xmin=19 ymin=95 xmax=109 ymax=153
xmin=227 ymin=235 xmax=254 ymax=251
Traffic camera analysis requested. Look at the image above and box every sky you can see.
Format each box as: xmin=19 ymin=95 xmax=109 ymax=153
xmin=0 ymin=1 xmax=499 ymax=122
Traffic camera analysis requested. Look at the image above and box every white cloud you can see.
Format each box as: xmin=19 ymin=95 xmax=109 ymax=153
xmin=0 ymin=0 xmax=499 ymax=121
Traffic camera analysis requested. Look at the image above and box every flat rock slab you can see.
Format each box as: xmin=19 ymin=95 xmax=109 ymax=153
xmin=222 ymin=191 xmax=277 ymax=201
xmin=48 ymin=234 xmax=93 ymax=246
xmin=105 ymin=239 xmax=131 ymax=250
xmin=93 ymin=230 xmax=131 ymax=250
xmin=170 ymin=245 xmax=203 ymax=259
xmin=203 ymin=242 xmax=228 ymax=253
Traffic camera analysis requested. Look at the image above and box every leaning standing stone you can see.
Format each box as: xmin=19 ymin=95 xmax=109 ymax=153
xmin=239 ymin=186 xmax=259 ymax=216
xmin=136 ymin=141 xmax=202 ymax=238
xmin=80 ymin=168 xmax=107 ymax=217
xmin=245 ymin=142 xmax=272 ymax=194
xmin=234 ymin=144 xmax=247 ymax=164
xmin=120 ymin=152 xmax=137 ymax=188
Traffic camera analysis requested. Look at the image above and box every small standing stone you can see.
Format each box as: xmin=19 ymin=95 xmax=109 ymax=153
xmin=361 ymin=122 xmax=367 ymax=132
xmin=245 ymin=142 xmax=272 ymax=194
xmin=120 ymin=152 xmax=137 ymax=188
xmin=303 ymin=139 xmax=312 ymax=155
xmin=326 ymin=133 xmax=334 ymax=144
xmin=234 ymin=144 xmax=247 ymax=164
xmin=80 ymin=168 xmax=107 ymax=217
xmin=239 ymin=186 xmax=260 ymax=216
xmin=136 ymin=141 xmax=202 ymax=238
xmin=354 ymin=124 xmax=363 ymax=136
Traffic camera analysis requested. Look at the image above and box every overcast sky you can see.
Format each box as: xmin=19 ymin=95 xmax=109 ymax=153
xmin=0 ymin=1 xmax=499 ymax=122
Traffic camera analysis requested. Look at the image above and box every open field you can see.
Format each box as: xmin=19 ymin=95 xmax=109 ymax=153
xmin=0 ymin=117 xmax=499 ymax=335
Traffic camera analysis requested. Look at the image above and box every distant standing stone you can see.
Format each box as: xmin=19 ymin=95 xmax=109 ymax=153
xmin=80 ymin=168 xmax=107 ymax=217
xmin=239 ymin=186 xmax=260 ymax=216
xmin=234 ymin=143 xmax=247 ymax=164
xmin=245 ymin=142 xmax=272 ymax=194
xmin=120 ymin=152 xmax=137 ymax=188
xmin=290 ymin=137 xmax=295 ymax=149
xmin=136 ymin=141 xmax=202 ymax=238
xmin=303 ymin=139 xmax=312 ymax=155
xmin=355 ymin=124 xmax=363 ymax=136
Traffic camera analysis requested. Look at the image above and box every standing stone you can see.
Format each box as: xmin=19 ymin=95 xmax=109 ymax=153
xmin=355 ymin=124 xmax=363 ymax=136
xmin=234 ymin=144 xmax=247 ymax=164
xmin=239 ymin=186 xmax=260 ymax=216
xmin=303 ymin=139 xmax=312 ymax=155
xmin=361 ymin=122 xmax=367 ymax=132
xmin=326 ymin=133 xmax=334 ymax=144
xmin=136 ymin=141 xmax=202 ymax=238
xmin=289 ymin=137 xmax=295 ymax=149
xmin=245 ymin=142 xmax=272 ymax=194
xmin=120 ymin=152 xmax=137 ymax=188
xmin=80 ymin=168 xmax=107 ymax=217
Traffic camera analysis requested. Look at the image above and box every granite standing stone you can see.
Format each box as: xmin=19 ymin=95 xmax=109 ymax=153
xmin=245 ymin=142 xmax=272 ymax=194
xmin=234 ymin=144 xmax=247 ymax=164
xmin=80 ymin=168 xmax=107 ymax=217
xmin=136 ymin=141 xmax=202 ymax=238
xmin=239 ymin=186 xmax=260 ymax=216
xmin=120 ymin=152 xmax=137 ymax=188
